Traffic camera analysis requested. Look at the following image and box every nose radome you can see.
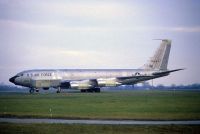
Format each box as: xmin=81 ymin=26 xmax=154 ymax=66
xmin=9 ymin=76 xmax=17 ymax=83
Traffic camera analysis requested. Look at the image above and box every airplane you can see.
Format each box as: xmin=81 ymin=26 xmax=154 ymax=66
xmin=9 ymin=39 xmax=183 ymax=93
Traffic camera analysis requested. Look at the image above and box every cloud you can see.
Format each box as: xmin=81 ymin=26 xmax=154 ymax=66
xmin=2 ymin=19 xmax=200 ymax=34
xmin=169 ymin=27 xmax=200 ymax=33
xmin=0 ymin=19 xmax=113 ymax=32
xmin=0 ymin=43 xmax=125 ymax=69
xmin=127 ymin=26 xmax=200 ymax=33
xmin=25 ymin=46 xmax=124 ymax=68
xmin=0 ymin=1 xmax=135 ymax=21
xmin=39 ymin=1 xmax=135 ymax=20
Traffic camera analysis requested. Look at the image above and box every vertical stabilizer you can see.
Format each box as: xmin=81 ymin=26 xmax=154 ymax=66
xmin=143 ymin=39 xmax=171 ymax=70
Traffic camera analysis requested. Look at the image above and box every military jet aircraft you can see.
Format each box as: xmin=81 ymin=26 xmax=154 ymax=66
xmin=9 ymin=39 xmax=183 ymax=93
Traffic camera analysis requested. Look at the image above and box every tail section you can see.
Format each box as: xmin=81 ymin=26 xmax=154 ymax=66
xmin=143 ymin=39 xmax=171 ymax=71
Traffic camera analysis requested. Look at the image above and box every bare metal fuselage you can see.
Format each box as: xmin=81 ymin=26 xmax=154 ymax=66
xmin=13 ymin=69 xmax=161 ymax=89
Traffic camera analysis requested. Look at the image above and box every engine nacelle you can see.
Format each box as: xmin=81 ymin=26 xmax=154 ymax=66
xmin=70 ymin=80 xmax=95 ymax=89
xmin=43 ymin=87 xmax=49 ymax=90
xmin=97 ymin=78 xmax=121 ymax=87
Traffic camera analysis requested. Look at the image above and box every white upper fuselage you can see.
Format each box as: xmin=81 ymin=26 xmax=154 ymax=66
xmin=17 ymin=69 xmax=152 ymax=80
xmin=10 ymin=69 xmax=159 ymax=89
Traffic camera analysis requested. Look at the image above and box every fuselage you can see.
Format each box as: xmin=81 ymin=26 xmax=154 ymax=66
xmin=9 ymin=69 xmax=165 ymax=89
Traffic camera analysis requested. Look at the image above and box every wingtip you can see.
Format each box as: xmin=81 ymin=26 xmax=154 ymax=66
xmin=178 ymin=68 xmax=186 ymax=71
xmin=153 ymin=39 xmax=171 ymax=43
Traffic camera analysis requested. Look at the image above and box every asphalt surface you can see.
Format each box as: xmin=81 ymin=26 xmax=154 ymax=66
xmin=1 ymin=118 xmax=200 ymax=125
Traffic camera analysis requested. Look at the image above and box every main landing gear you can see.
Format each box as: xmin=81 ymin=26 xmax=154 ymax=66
xmin=29 ymin=88 xmax=40 ymax=94
xmin=81 ymin=88 xmax=101 ymax=93
xmin=29 ymin=88 xmax=35 ymax=94
xmin=56 ymin=87 xmax=61 ymax=93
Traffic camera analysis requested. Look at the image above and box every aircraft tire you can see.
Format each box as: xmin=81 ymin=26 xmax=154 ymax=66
xmin=81 ymin=90 xmax=86 ymax=93
xmin=56 ymin=87 xmax=61 ymax=93
xmin=29 ymin=88 xmax=34 ymax=94
xmin=86 ymin=89 xmax=93 ymax=93
xmin=94 ymin=88 xmax=100 ymax=93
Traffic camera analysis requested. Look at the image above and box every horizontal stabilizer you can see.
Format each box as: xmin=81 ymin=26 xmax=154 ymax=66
xmin=152 ymin=68 xmax=185 ymax=75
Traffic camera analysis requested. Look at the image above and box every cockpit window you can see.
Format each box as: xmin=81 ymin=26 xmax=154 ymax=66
xmin=16 ymin=72 xmax=24 ymax=77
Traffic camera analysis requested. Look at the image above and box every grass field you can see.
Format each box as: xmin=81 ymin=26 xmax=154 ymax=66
xmin=1 ymin=123 xmax=200 ymax=134
xmin=0 ymin=90 xmax=200 ymax=120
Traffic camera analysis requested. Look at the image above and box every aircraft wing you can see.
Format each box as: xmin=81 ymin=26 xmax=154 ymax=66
xmin=116 ymin=68 xmax=184 ymax=84
xmin=116 ymin=75 xmax=152 ymax=84
xmin=116 ymin=75 xmax=151 ymax=80
xmin=152 ymin=68 xmax=185 ymax=76
xmin=60 ymin=79 xmax=98 ymax=89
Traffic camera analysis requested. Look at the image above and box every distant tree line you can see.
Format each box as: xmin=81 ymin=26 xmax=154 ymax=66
xmin=105 ymin=83 xmax=200 ymax=90
xmin=0 ymin=84 xmax=27 ymax=92
xmin=153 ymin=83 xmax=200 ymax=90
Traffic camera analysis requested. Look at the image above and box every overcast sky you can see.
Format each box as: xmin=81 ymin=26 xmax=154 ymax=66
xmin=0 ymin=0 xmax=200 ymax=85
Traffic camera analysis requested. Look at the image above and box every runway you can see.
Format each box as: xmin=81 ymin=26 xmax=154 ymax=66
xmin=1 ymin=118 xmax=200 ymax=125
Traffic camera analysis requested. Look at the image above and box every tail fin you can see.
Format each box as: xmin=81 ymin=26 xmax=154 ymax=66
xmin=143 ymin=39 xmax=171 ymax=71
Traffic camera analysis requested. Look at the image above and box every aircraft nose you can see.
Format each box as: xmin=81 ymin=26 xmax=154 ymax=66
xmin=9 ymin=76 xmax=17 ymax=83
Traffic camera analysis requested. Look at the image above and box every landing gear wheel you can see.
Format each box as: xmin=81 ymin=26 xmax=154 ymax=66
xmin=86 ymin=89 xmax=93 ymax=92
xmin=95 ymin=88 xmax=100 ymax=93
xmin=29 ymin=88 xmax=34 ymax=94
xmin=81 ymin=90 xmax=86 ymax=93
xmin=56 ymin=87 xmax=61 ymax=93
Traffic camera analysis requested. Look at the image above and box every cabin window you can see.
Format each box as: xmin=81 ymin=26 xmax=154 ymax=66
xmin=34 ymin=73 xmax=39 ymax=76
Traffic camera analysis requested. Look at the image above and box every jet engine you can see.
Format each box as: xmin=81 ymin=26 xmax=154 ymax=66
xmin=97 ymin=78 xmax=121 ymax=87
xmin=70 ymin=80 xmax=97 ymax=89
xmin=43 ymin=87 xmax=49 ymax=90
